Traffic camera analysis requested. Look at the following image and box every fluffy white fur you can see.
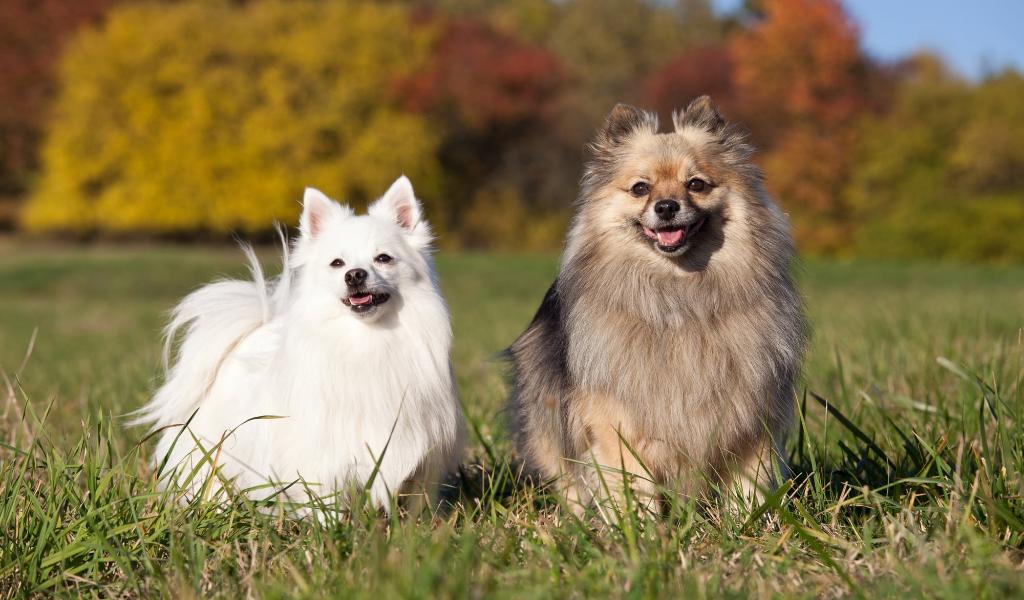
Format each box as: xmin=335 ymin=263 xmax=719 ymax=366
xmin=134 ymin=176 xmax=464 ymax=512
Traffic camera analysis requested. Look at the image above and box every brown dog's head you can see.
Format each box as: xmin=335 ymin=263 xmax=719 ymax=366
xmin=574 ymin=96 xmax=774 ymax=271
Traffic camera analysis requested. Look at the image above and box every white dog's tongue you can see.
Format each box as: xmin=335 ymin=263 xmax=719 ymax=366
xmin=350 ymin=294 xmax=373 ymax=306
xmin=656 ymin=228 xmax=684 ymax=246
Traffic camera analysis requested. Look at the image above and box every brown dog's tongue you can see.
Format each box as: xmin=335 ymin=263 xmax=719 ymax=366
xmin=656 ymin=229 xmax=684 ymax=246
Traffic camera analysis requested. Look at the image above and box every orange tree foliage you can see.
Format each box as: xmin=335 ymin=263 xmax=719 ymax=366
xmin=0 ymin=0 xmax=121 ymax=223
xmin=397 ymin=14 xmax=572 ymax=248
xmin=731 ymin=0 xmax=873 ymax=254
xmin=22 ymin=0 xmax=442 ymax=236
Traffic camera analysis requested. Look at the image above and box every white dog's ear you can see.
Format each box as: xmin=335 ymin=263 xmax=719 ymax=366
xmin=370 ymin=175 xmax=423 ymax=232
xmin=300 ymin=187 xmax=340 ymax=238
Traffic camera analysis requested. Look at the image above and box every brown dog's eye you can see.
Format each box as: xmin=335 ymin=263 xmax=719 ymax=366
xmin=330 ymin=258 xmax=344 ymax=268
xmin=686 ymin=178 xmax=707 ymax=192
xmin=374 ymin=253 xmax=393 ymax=264
xmin=630 ymin=182 xmax=651 ymax=197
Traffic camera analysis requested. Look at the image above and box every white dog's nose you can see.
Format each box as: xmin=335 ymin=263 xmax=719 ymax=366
xmin=345 ymin=268 xmax=367 ymax=287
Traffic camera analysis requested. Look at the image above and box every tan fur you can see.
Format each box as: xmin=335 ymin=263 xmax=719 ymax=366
xmin=574 ymin=392 xmax=658 ymax=506
xmin=507 ymin=97 xmax=806 ymax=513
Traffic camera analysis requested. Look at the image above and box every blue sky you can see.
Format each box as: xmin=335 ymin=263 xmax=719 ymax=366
xmin=712 ymin=0 xmax=1024 ymax=79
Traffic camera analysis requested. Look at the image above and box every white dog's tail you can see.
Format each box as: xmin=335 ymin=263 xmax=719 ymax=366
xmin=131 ymin=229 xmax=292 ymax=430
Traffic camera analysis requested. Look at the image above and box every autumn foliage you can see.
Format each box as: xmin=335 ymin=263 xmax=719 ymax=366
xmin=640 ymin=45 xmax=737 ymax=123
xmin=848 ymin=58 xmax=1024 ymax=261
xmin=0 ymin=0 xmax=122 ymax=224
xmin=10 ymin=0 xmax=1024 ymax=259
xmin=399 ymin=17 xmax=566 ymax=133
xmin=731 ymin=0 xmax=873 ymax=254
xmin=22 ymin=1 xmax=442 ymax=235
xmin=395 ymin=15 xmax=570 ymax=247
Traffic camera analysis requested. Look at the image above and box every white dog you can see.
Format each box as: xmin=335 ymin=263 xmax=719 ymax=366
xmin=134 ymin=176 xmax=464 ymax=512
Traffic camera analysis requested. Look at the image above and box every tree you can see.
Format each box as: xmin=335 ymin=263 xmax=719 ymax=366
xmin=399 ymin=17 xmax=566 ymax=134
xmin=397 ymin=14 xmax=572 ymax=247
xmin=950 ymin=71 xmax=1024 ymax=192
xmin=547 ymin=0 xmax=691 ymax=126
xmin=0 ymin=0 xmax=121 ymax=226
xmin=847 ymin=55 xmax=1024 ymax=261
xmin=22 ymin=1 xmax=442 ymax=236
xmin=731 ymin=0 xmax=873 ymax=253
xmin=640 ymin=45 xmax=737 ymax=123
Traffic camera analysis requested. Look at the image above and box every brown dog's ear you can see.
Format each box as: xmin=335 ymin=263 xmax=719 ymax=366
xmin=597 ymin=103 xmax=659 ymax=148
xmin=673 ymin=95 xmax=725 ymax=134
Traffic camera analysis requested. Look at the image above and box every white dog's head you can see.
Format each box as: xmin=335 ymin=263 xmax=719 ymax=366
xmin=293 ymin=176 xmax=435 ymax=323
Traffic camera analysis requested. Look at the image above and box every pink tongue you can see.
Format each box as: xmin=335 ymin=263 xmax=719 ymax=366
xmin=350 ymin=294 xmax=373 ymax=306
xmin=656 ymin=228 xmax=684 ymax=246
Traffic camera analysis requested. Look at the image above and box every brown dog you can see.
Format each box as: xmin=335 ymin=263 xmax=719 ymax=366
xmin=507 ymin=97 xmax=806 ymax=512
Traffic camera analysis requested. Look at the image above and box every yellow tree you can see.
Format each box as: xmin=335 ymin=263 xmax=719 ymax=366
xmin=23 ymin=1 xmax=442 ymax=235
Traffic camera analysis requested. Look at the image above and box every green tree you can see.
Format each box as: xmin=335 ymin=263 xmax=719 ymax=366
xmin=548 ymin=0 xmax=697 ymax=126
xmin=23 ymin=0 xmax=442 ymax=236
xmin=847 ymin=55 xmax=1024 ymax=261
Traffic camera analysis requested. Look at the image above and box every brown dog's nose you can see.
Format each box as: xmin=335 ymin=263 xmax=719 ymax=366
xmin=654 ymin=199 xmax=680 ymax=220
xmin=345 ymin=268 xmax=367 ymax=287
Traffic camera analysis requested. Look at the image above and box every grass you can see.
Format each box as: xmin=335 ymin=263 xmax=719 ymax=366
xmin=1 ymin=238 xmax=1023 ymax=598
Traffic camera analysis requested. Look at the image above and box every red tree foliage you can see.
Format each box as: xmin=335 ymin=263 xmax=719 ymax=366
xmin=0 ymin=0 xmax=120 ymax=205
xmin=639 ymin=45 xmax=737 ymax=124
xmin=397 ymin=17 xmax=567 ymax=133
xmin=395 ymin=15 xmax=573 ymax=244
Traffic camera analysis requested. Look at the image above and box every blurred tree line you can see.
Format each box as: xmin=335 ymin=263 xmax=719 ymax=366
xmin=7 ymin=0 xmax=1024 ymax=260
xmin=0 ymin=0 xmax=122 ymax=226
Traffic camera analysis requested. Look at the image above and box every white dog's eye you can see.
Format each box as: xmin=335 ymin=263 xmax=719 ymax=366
xmin=374 ymin=253 xmax=393 ymax=265
xmin=330 ymin=258 xmax=345 ymax=268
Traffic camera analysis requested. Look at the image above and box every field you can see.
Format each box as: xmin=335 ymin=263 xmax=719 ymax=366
xmin=1 ymin=239 xmax=1023 ymax=598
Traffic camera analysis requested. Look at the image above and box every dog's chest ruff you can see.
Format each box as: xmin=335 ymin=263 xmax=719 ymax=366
xmin=563 ymin=285 xmax=791 ymax=456
xmin=251 ymin=315 xmax=454 ymax=484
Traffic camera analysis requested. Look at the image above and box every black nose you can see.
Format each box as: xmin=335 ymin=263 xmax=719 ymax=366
xmin=654 ymin=199 xmax=680 ymax=220
xmin=345 ymin=268 xmax=367 ymax=287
